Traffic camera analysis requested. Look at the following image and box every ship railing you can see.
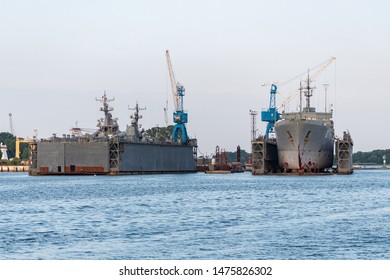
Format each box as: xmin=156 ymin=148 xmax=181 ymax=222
xmin=282 ymin=112 xmax=332 ymax=121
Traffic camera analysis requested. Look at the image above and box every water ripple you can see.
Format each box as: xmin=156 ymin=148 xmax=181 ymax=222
xmin=0 ymin=171 xmax=389 ymax=259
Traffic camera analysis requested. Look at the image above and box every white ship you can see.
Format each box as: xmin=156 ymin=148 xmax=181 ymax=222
xmin=274 ymin=77 xmax=334 ymax=172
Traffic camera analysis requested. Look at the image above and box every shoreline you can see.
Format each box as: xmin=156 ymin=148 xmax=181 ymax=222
xmin=0 ymin=165 xmax=29 ymax=172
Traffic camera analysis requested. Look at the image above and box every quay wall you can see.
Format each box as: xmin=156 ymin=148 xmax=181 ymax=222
xmin=0 ymin=166 xmax=29 ymax=172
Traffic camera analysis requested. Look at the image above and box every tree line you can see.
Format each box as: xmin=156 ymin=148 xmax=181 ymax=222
xmin=353 ymin=149 xmax=390 ymax=165
xmin=0 ymin=132 xmax=29 ymax=164
xmin=223 ymin=148 xmax=389 ymax=165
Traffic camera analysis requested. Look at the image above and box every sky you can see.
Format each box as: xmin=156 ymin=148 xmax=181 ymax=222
xmin=0 ymin=0 xmax=389 ymax=155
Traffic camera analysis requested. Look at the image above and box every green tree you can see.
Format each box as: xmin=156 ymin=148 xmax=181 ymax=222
xmin=145 ymin=125 xmax=174 ymax=143
xmin=226 ymin=149 xmax=251 ymax=163
xmin=0 ymin=132 xmax=30 ymax=161
xmin=0 ymin=132 xmax=15 ymax=159
xmin=353 ymin=149 xmax=390 ymax=164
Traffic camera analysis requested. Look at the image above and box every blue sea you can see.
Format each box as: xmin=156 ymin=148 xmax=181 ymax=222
xmin=0 ymin=170 xmax=389 ymax=260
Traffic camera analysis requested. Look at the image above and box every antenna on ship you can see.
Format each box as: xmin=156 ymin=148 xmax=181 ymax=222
xmin=96 ymin=91 xmax=115 ymax=115
xmin=128 ymin=101 xmax=146 ymax=128
xmin=323 ymin=83 xmax=330 ymax=113
xmin=95 ymin=91 xmax=119 ymax=136
xmin=303 ymin=71 xmax=316 ymax=112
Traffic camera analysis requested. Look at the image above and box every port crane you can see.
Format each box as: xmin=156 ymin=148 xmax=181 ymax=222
xmin=261 ymin=83 xmax=281 ymax=139
xmin=15 ymin=137 xmax=33 ymax=159
xmin=261 ymin=56 xmax=336 ymax=139
xmin=165 ymin=50 xmax=189 ymax=144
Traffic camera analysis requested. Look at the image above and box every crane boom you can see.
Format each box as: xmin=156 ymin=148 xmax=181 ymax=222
xmin=278 ymin=56 xmax=336 ymax=110
xmin=165 ymin=50 xmax=179 ymax=110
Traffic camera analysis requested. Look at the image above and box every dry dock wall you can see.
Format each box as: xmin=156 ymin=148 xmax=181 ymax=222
xmin=36 ymin=142 xmax=110 ymax=174
xmin=120 ymin=143 xmax=196 ymax=173
xmin=0 ymin=166 xmax=29 ymax=172
xmin=32 ymin=141 xmax=196 ymax=175
xmin=336 ymin=139 xmax=353 ymax=174
xmin=251 ymin=139 xmax=279 ymax=175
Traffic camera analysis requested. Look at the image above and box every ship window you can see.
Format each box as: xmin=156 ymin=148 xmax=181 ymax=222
xmin=57 ymin=166 xmax=61 ymax=172
xmin=70 ymin=165 xmax=76 ymax=172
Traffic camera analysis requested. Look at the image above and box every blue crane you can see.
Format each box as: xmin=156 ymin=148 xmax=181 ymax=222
xmin=166 ymin=50 xmax=189 ymax=144
xmin=261 ymin=83 xmax=281 ymax=139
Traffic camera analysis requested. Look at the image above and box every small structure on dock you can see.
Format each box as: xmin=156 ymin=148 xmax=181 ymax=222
xmin=202 ymin=145 xmax=245 ymax=174
xmin=206 ymin=145 xmax=230 ymax=173
xmin=336 ymin=131 xmax=353 ymax=174
xmin=229 ymin=145 xmax=245 ymax=173
xmin=196 ymin=156 xmax=211 ymax=172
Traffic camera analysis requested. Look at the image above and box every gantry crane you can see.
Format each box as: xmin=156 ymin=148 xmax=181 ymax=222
xmin=15 ymin=137 xmax=33 ymax=159
xmin=165 ymin=50 xmax=189 ymax=144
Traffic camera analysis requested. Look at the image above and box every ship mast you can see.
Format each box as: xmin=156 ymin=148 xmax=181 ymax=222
xmin=128 ymin=101 xmax=146 ymax=129
xmin=303 ymin=73 xmax=315 ymax=112
xmin=96 ymin=92 xmax=119 ymax=136
xmin=299 ymin=81 xmax=303 ymax=114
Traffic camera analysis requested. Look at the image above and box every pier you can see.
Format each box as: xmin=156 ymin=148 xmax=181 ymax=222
xmin=0 ymin=165 xmax=29 ymax=172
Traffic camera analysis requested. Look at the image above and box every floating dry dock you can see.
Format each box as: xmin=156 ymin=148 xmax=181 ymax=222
xmin=254 ymin=69 xmax=353 ymax=175
xmin=29 ymin=94 xmax=197 ymax=175
xmin=251 ymin=132 xmax=353 ymax=175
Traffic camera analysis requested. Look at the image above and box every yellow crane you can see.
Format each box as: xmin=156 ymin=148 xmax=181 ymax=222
xmin=15 ymin=137 xmax=33 ymax=159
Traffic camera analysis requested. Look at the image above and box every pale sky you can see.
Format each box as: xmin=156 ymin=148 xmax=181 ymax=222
xmin=1 ymin=0 xmax=389 ymax=154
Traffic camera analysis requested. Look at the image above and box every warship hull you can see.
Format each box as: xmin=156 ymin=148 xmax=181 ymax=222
xmin=30 ymin=140 xmax=196 ymax=175
xmin=275 ymin=118 xmax=334 ymax=171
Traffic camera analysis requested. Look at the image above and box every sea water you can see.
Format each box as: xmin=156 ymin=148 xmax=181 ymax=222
xmin=0 ymin=170 xmax=389 ymax=260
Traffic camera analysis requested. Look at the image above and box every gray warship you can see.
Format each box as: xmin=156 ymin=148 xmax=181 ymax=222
xmin=274 ymin=77 xmax=334 ymax=172
xmin=29 ymin=93 xmax=197 ymax=175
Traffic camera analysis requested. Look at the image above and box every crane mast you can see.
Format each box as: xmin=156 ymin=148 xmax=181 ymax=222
xmin=165 ymin=50 xmax=189 ymax=144
xmin=261 ymin=83 xmax=281 ymax=139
